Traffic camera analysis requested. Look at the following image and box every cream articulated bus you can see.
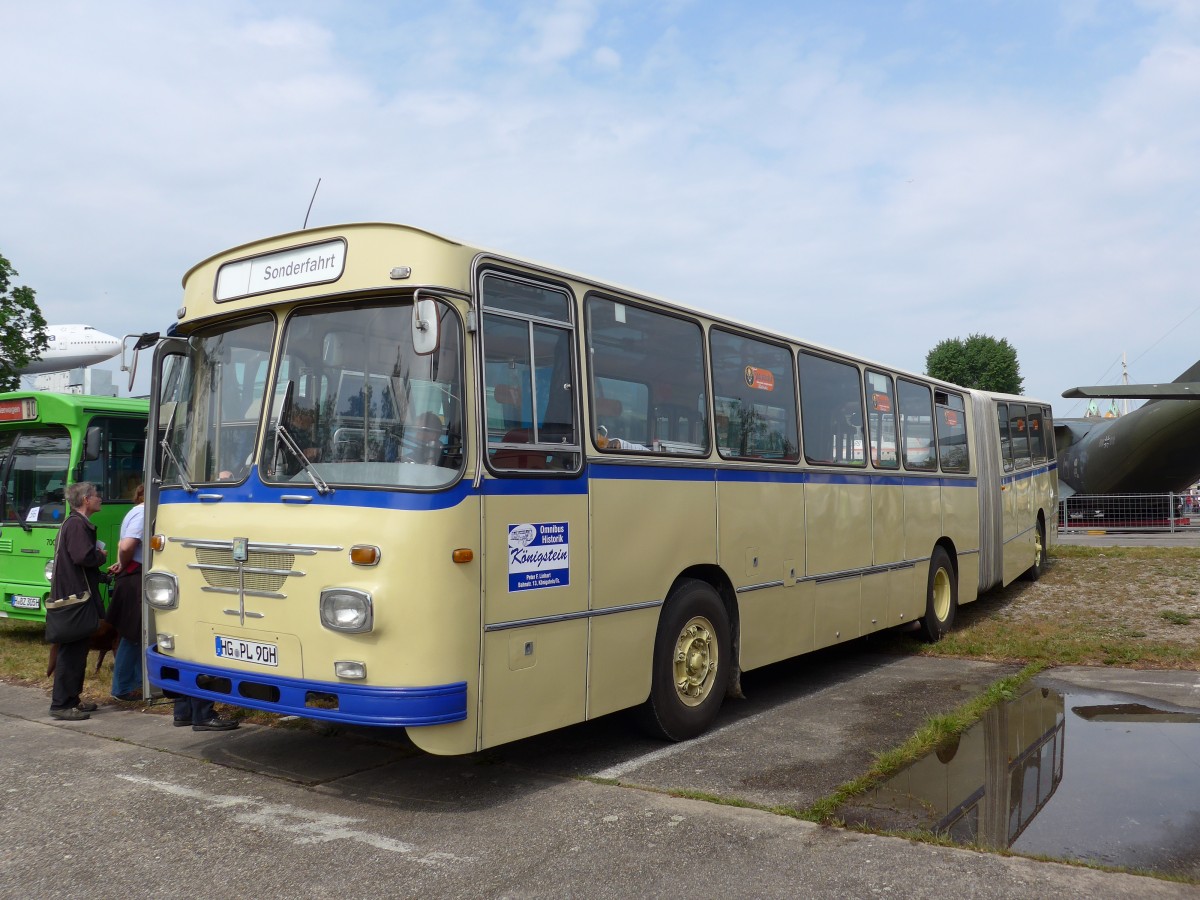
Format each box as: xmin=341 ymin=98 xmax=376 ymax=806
xmin=139 ymin=223 xmax=1056 ymax=755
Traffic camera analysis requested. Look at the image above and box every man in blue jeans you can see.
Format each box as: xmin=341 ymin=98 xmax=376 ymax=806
xmin=106 ymin=485 xmax=145 ymax=701
xmin=173 ymin=695 xmax=239 ymax=732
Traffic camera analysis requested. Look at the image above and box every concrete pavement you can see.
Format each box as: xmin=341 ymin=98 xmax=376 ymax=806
xmin=2 ymin=647 xmax=1196 ymax=898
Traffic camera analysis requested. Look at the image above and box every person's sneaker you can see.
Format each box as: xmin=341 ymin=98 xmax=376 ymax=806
xmin=50 ymin=707 xmax=90 ymax=721
xmin=111 ymin=691 xmax=141 ymax=702
xmin=76 ymin=701 xmax=98 ymax=712
xmin=192 ymin=715 xmax=239 ymax=732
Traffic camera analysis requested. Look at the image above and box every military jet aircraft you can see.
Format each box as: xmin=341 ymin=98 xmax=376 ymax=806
xmin=1057 ymin=358 xmax=1200 ymax=499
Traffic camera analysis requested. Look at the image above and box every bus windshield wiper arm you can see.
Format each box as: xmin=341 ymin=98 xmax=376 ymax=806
xmin=159 ymin=438 xmax=195 ymax=493
xmin=276 ymin=424 xmax=332 ymax=495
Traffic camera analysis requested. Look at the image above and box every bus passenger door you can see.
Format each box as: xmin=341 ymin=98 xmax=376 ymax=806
xmin=476 ymin=275 xmax=589 ymax=749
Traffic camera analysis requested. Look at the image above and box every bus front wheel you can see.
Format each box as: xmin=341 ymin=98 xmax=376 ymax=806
xmin=919 ymin=547 xmax=957 ymax=642
xmin=637 ymin=578 xmax=730 ymax=742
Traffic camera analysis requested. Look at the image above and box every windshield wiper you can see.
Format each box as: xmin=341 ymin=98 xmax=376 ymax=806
xmin=158 ymin=401 xmax=195 ymax=493
xmin=275 ymin=424 xmax=332 ymax=495
xmin=271 ymin=381 xmax=331 ymax=495
xmin=159 ymin=438 xmax=195 ymax=493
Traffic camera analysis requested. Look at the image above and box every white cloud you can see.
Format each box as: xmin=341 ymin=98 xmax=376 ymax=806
xmin=1 ymin=1 xmax=1199 ymax=407
xmin=516 ymin=0 xmax=599 ymax=66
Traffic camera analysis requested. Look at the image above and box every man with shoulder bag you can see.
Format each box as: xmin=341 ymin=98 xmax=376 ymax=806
xmin=46 ymin=482 xmax=107 ymax=721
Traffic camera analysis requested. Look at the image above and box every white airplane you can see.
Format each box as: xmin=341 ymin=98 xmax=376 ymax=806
xmin=20 ymin=324 xmax=123 ymax=374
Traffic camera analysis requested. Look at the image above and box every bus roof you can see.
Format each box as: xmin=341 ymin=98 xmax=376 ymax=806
xmin=179 ymin=221 xmax=1051 ymax=407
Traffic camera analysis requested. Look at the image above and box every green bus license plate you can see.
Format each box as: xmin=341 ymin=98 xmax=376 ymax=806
xmin=11 ymin=595 xmax=40 ymax=610
xmin=215 ymin=636 xmax=278 ymax=667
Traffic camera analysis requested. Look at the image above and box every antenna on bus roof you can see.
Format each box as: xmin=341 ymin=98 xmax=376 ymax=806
xmin=303 ymin=178 xmax=322 ymax=229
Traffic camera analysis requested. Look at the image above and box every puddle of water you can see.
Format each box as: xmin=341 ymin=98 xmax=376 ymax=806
xmin=852 ymin=685 xmax=1200 ymax=877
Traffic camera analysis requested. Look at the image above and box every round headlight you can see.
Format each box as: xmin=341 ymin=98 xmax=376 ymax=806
xmin=319 ymin=588 xmax=373 ymax=633
xmin=145 ymin=572 xmax=179 ymax=609
xmin=44 ymin=560 xmax=54 ymax=581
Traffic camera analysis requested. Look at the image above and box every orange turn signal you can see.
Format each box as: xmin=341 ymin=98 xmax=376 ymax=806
xmin=452 ymin=548 xmax=474 ymax=564
xmin=150 ymin=534 xmax=166 ymax=552
xmin=349 ymin=545 xmax=381 ymax=566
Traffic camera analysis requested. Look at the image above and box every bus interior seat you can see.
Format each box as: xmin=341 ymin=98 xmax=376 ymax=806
xmin=490 ymin=429 xmax=546 ymax=470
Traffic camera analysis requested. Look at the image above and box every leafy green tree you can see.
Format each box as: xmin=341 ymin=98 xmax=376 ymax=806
xmin=925 ymin=333 xmax=1024 ymax=394
xmin=0 ymin=253 xmax=49 ymax=391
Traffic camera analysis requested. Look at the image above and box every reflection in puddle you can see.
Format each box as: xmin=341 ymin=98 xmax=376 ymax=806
xmin=854 ymin=686 xmax=1200 ymax=876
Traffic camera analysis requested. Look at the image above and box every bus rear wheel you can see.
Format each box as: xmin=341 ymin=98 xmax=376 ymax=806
xmin=919 ymin=546 xmax=957 ymax=642
xmin=636 ymin=578 xmax=730 ymax=742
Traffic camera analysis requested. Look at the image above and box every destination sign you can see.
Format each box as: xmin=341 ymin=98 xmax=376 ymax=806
xmin=215 ymin=239 xmax=346 ymax=302
xmin=0 ymin=398 xmax=38 ymax=422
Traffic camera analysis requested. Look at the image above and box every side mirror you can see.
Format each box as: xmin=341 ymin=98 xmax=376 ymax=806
xmin=412 ymin=292 xmax=440 ymax=356
xmin=122 ymin=332 xmax=160 ymax=393
xmin=83 ymin=426 xmax=102 ymax=461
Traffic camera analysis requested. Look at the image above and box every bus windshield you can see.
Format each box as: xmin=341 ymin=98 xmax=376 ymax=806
xmin=0 ymin=427 xmax=71 ymax=524
xmin=160 ymin=315 xmax=276 ymax=486
xmin=262 ymin=298 xmax=464 ymax=489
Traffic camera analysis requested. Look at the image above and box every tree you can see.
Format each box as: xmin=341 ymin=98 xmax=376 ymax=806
xmin=0 ymin=253 xmax=49 ymax=391
xmin=925 ymin=333 xmax=1023 ymax=394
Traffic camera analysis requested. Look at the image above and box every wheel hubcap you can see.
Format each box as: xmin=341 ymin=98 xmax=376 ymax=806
xmin=673 ymin=615 xmax=717 ymax=707
xmin=1034 ymin=530 xmax=1044 ymax=568
xmin=932 ymin=568 xmax=951 ymax=622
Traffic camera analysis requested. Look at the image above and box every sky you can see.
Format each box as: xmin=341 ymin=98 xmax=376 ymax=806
xmin=3 ymin=0 xmax=1200 ymax=414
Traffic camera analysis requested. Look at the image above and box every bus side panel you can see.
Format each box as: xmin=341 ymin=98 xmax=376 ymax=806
xmin=480 ymin=490 xmax=589 ymax=748
xmin=587 ymin=471 xmax=717 ymax=718
xmin=1001 ymin=474 xmax=1031 ymax=586
xmin=1036 ymin=469 xmax=1057 ymax=554
xmin=480 ymin=621 xmax=588 ymax=749
xmin=903 ymin=483 xmax=942 ymax=618
xmin=718 ymin=478 xmax=811 ymax=672
xmin=585 ymin=606 xmax=659 ymax=719
xmin=807 ymin=480 xmax=871 ymax=647
xmin=942 ymin=481 xmax=981 ymax=604
xmin=867 ymin=481 xmax=903 ymax=633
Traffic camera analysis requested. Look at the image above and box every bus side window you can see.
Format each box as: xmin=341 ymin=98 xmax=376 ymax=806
xmin=897 ymin=379 xmax=936 ymax=471
xmin=81 ymin=417 xmax=147 ymax=500
xmin=865 ymin=370 xmax=898 ymax=469
xmin=996 ymin=403 xmax=1013 ymax=473
xmin=482 ymin=273 xmax=580 ymax=472
xmin=935 ymin=391 xmax=970 ymax=473
xmin=710 ymin=328 xmax=799 ymax=462
xmin=1009 ymin=404 xmax=1030 ymax=469
xmin=798 ymin=352 xmax=865 ymax=466
xmin=1028 ymin=408 xmax=1046 ymax=463
xmin=585 ymin=295 xmax=708 ymax=456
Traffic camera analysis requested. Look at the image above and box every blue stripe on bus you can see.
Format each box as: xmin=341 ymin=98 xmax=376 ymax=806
xmin=147 ymin=645 xmax=467 ymax=727
xmin=1001 ymin=463 xmax=1056 ymax=486
xmin=157 ymin=462 xmax=988 ymax=508
xmin=588 ymin=462 xmax=716 ymax=482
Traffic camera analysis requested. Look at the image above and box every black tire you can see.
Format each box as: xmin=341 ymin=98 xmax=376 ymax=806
xmin=918 ymin=546 xmax=957 ymax=643
xmin=1024 ymin=518 xmax=1046 ymax=582
xmin=636 ymin=579 xmax=730 ymax=742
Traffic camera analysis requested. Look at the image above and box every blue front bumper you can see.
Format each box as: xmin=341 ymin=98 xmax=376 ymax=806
xmin=147 ymin=645 xmax=468 ymax=727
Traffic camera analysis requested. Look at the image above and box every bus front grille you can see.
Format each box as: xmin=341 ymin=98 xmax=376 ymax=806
xmin=192 ymin=548 xmax=296 ymax=593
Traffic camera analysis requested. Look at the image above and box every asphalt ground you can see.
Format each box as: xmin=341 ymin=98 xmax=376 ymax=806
xmin=2 ymin=643 xmax=1196 ymax=899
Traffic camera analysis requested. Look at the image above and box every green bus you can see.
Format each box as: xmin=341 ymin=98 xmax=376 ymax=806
xmin=0 ymin=391 xmax=149 ymax=623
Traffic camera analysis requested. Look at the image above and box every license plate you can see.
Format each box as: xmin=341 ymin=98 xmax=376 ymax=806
xmin=11 ymin=595 xmax=40 ymax=610
xmin=214 ymin=636 xmax=278 ymax=667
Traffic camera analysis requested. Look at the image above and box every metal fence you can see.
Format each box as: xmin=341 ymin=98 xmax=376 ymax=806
xmin=1058 ymin=492 xmax=1200 ymax=532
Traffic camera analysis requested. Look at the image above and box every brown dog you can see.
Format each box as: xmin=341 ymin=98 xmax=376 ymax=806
xmin=46 ymin=620 xmax=121 ymax=677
